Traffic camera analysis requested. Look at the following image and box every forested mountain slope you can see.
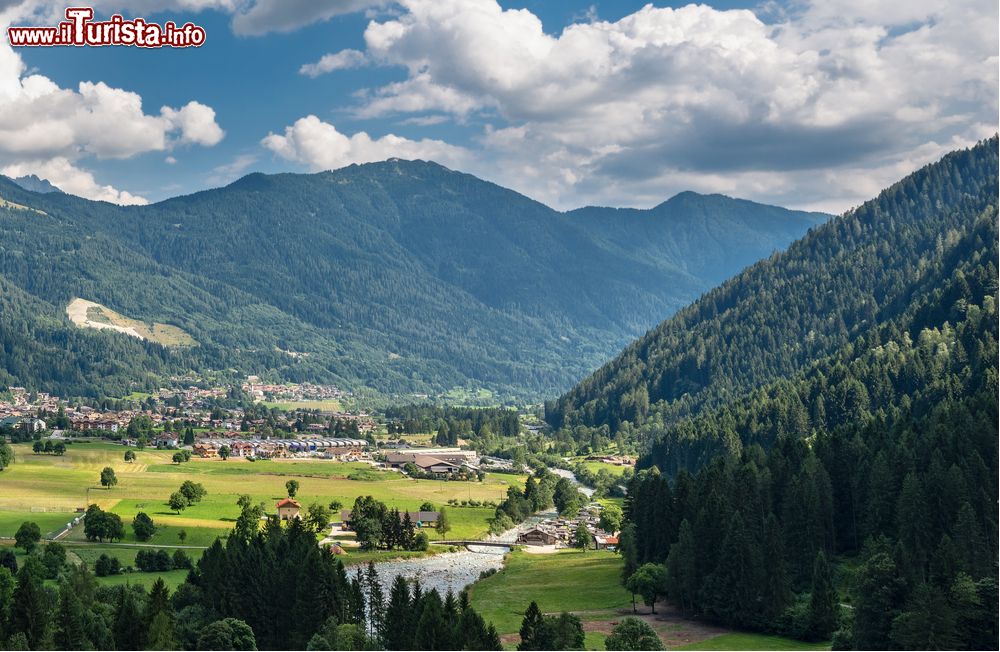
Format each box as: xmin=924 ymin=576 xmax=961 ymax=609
xmin=0 ymin=161 xmax=824 ymax=398
xmin=547 ymin=137 xmax=999 ymax=434
xmin=608 ymin=137 xmax=997 ymax=649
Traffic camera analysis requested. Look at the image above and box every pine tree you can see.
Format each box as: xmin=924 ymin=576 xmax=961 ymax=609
xmin=146 ymin=611 xmax=178 ymax=650
xmin=807 ymin=551 xmax=839 ymax=641
xmin=113 ymin=587 xmax=145 ymax=651
xmin=665 ymin=519 xmax=698 ymax=613
xmin=517 ymin=601 xmax=546 ymax=651
xmin=384 ymin=575 xmax=411 ymax=650
xmin=10 ymin=557 xmax=49 ymax=648
xmin=53 ymin=583 xmax=90 ymax=650
xmin=365 ymin=562 xmax=386 ymax=643
xmin=852 ymin=548 xmax=904 ymax=649
xmin=413 ymin=589 xmax=448 ymax=651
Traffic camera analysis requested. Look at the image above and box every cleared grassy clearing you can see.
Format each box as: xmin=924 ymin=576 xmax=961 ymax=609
xmin=95 ymin=568 xmax=191 ymax=590
xmin=261 ymin=399 xmax=342 ymax=412
xmin=469 ymin=550 xmax=633 ymax=636
xmin=579 ymin=460 xmax=631 ymax=476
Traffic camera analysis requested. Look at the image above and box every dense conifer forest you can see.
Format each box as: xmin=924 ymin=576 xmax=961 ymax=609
xmin=560 ymin=139 xmax=998 ymax=649
xmin=0 ymin=513 xmax=502 ymax=651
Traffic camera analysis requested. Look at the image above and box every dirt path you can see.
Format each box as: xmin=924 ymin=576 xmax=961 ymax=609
xmin=499 ymin=602 xmax=730 ymax=649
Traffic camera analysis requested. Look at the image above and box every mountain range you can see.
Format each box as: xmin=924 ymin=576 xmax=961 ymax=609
xmin=0 ymin=161 xmax=826 ymax=399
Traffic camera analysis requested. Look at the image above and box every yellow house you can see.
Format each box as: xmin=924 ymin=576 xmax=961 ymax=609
xmin=276 ymin=498 xmax=301 ymax=520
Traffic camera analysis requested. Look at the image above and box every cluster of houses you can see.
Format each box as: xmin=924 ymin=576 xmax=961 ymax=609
xmin=242 ymin=378 xmax=347 ymax=402
xmin=192 ymin=437 xmax=368 ymax=460
xmin=516 ymin=503 xmax=620 ymax=551
xmin=585 ymin=454 xmax=636 ymax=467
xmin=271 ymin=499 xmax=441 ymax=531
xmin=381 ymin=448 xmax=481 ymax=476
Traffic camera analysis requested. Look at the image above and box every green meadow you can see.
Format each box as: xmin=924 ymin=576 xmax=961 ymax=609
xmin=0 ymin=441 xmax=521 ymax=546
xmin=469 ymin=550 xmax=633 ymax=637
xmin=469 ymin=550 xmax=828 ymax=651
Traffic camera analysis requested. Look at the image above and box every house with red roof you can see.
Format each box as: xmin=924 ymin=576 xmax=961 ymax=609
xmin=276 ymin=498 xmax=301 ymax=520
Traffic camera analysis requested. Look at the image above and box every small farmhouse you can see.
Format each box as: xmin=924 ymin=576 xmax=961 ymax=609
xmin=517 ymin=527 xmax=559 ymax=546
xmin=276 ymin=498 xmax=301 ymax=520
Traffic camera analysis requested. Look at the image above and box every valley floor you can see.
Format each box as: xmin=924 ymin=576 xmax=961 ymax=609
xmin=0 ymin=440 xmax=522 ymax=588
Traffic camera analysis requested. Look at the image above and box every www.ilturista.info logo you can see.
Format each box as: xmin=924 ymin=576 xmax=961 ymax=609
xmin=8 ymin=7 xmax=206 ymax=48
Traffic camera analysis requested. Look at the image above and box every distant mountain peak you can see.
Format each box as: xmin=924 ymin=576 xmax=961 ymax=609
xmin=9 ymin=174 xmax=62 ymax=194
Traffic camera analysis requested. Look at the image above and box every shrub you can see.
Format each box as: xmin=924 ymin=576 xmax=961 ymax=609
xmin=173 ymin=549 xmax=193 ymax=570
xmin=94 ymin=554 xmax=121 ymax=577
xmin=132 ymin=512 xmax=156 ymax=541
xmin=412 ymin=531 xmax=430 ymax=551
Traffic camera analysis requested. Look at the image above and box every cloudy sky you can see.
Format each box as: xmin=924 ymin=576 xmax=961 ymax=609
xmin=0 ymin=0 xmax=996 ymax=211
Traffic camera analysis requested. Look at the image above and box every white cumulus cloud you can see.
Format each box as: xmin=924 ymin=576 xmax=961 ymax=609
xmin=324 ymin=0 xmax=998 ymax=211
xmin=260 ymin=114 xmax=469 ymax=171
xmin=299 ymin=49 xmax=368 ymax=77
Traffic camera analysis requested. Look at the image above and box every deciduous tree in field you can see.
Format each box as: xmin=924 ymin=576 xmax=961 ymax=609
xmin=14 ymin=521 xmax=41 ymax=553
xmin=605 ymin=617 xmax=664 ymax=650
xmin=599 ymin=504 xmax=623 ymax=533
xmin=124 ymin=450 xmax=136 ymax=463
xmin=305 ymin=502 xmax=332 ymax=534
xmin=285 ymin=479 xmax=299 ymax=497
xmin=178 ymin=480 xmax=207 ymax=504
xmin=0 ymin=440 xmax=14 ymax=470
xmin=168 ymin=492 xmax=189 ymax=515
xmin=625 ymin=563 xmax=666 ymax=614
xmin=437 ymin=507 xmax=452 ymax=539
xmin=100 ymin=466 xmax=117 ymax=489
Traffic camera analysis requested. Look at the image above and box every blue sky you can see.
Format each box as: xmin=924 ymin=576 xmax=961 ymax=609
xmin=1 ymin=1 xmax=996 ymax=211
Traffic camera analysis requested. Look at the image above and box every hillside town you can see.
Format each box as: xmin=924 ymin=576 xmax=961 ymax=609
xmin=0 ymin=382 xmax=375 ymax=441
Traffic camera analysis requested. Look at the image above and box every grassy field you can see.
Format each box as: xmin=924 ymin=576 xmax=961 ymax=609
xmin=93 ymin=568 xmax=191 ymax=590
xmin=0 ymin=442 xmax=520 ymax=545
xmin=0 ymin=510 xmax=77 ymax=538
xmin=678 ymin=634 xmax=831 ymax=650
xmin=469 ymin=550 xmax=633 ymax=636
xmin=469 ymin=550 xmax=826 ymax=651
xmin=579 ymin=460 xmax=631 ymax=476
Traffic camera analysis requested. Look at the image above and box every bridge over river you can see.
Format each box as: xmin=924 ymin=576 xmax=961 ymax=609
xmin=430 ymin=540 xmax=513 ymax=550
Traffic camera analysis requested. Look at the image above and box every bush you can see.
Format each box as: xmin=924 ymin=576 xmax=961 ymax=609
xmin=411 ymin=531 xmax=429 ymax=551
xmin=41 ymin=542 xmax=67 ymax=579
xmin=132 ymin=512 xmax=156 ymax=541
xmin=0 ymin=550 xmax=17 ymax=574
xmin=136 ymin=548 xmax=174 ymax=572
xmin=94 ymin=554 xmax=121 ymax=577
xmin=173 ymin=549 xmax=194 ymax=570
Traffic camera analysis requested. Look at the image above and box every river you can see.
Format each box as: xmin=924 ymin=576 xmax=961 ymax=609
xmin=352 ymin=468 xmax=595 ymax=595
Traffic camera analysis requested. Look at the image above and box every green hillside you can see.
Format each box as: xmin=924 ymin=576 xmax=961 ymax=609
xmin=547 ymin=137 xmax=998 ymax=434
xmin=0 ymin=161 xmax=824 ymax=399
xmin=552 ymin=138 xmax=997 ymax=649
